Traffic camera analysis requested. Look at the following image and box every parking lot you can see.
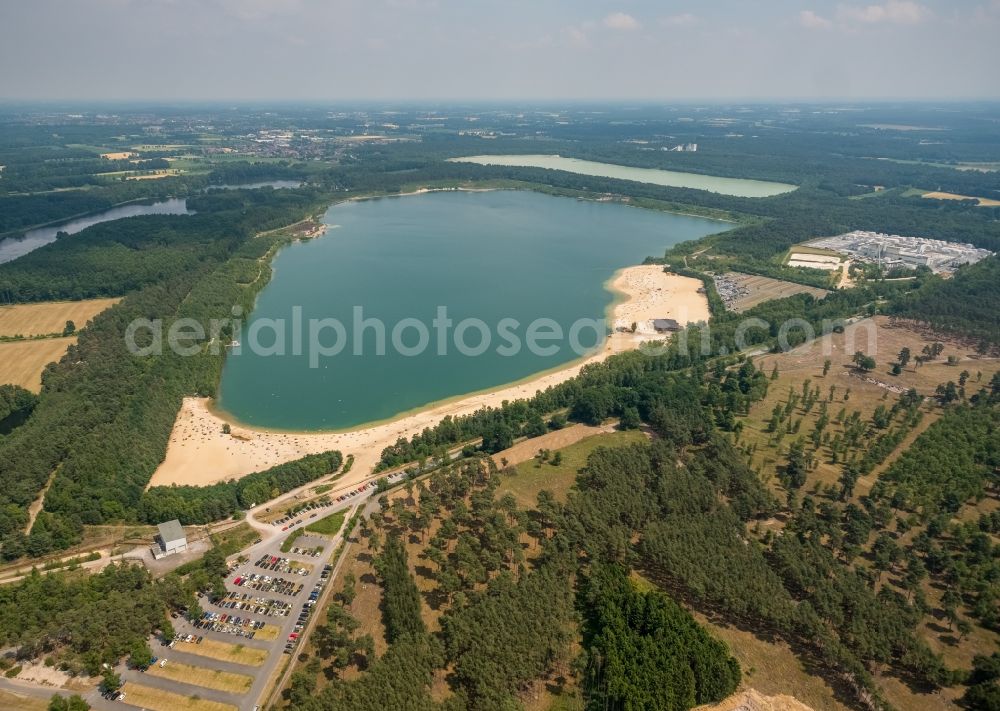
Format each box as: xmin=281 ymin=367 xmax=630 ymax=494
xmin=115 ymin=525 xmax=346 ymax=711
xmin=266 ymin=470 xmax=404 ymax=529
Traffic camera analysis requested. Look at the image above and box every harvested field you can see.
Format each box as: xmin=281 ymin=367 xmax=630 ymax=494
xmin=0 ymin=337 xmax=76 ymax=391
xmin=174 ymin=638 xmax=266 ymax=667
xmin=0 ymin=298 xmax=119 ymax=338
xmin=126 ymin=169 xmax=182 ymax=180
xmin=100 ymin=151 xmax=136 ymax=160
xmin=922 ymin=191 xmax=1000 ymax=207
xmin=714 ymin=273 xmax=830 ymax=312
xmin=118 ymin=682 xmax=237 ymax=711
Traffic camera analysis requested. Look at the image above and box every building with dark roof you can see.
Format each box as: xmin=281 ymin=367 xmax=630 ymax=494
xmin=652 ymin=318 xmax=681 ymax=333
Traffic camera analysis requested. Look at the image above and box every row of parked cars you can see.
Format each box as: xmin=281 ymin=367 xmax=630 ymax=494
xmin=273 ymin=498 xmax=332 ymax=529
xmin=195 ymin=612 xmax=265 ymax=639
xmin=233 ymin=573 xmax=303 ymax=596
xmin=273 ymin=472 xmax=401 ymax=530
xmin=102 ymin=686 xmax=126 ymax=702
xmin=333 ymin=480 xmax=380 ymax=503
xmin=284 ymin=564 xmax=334 ymax=654
xmin=255 ymin=553 xmax=311 ymax=576
xmin=288 ymin=545 xmax=323 ymax=558
xmin=166 ymin=633 xmax=204 ymax=647
xmin=214 ymin=591 xmax=292 ymax=617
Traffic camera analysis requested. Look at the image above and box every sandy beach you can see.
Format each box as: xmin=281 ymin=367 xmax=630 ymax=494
xmin=147 ymin=265 xmax=708 ymax=488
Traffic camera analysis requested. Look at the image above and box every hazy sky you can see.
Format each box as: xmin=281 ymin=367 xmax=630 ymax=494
xmin=1 ymin=0 xmax=998 ymax=101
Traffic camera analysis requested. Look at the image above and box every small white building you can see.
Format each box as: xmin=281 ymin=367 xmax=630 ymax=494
xmin=153 ymin=520 xmax=188 ymax=559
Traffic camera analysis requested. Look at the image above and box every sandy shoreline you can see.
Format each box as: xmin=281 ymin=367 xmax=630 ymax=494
xmin=147 ymin=265 xmax=708 ymax=488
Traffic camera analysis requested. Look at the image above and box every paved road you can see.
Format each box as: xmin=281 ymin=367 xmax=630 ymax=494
xmin=0 ymin=675 xmax=120 ymax=711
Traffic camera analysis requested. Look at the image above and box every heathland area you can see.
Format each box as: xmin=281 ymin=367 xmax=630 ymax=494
xmin=0 ymin=104 xmax=999 ymax=711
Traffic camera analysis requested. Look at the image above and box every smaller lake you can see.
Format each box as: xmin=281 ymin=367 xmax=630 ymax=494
xmin=449 ymin=154 xmax=797 ymax=198
xmin=0 ymin=198 xmax=192 ymax=264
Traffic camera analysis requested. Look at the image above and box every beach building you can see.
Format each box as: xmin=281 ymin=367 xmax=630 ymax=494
xmin=152 ymin=519 xmax=187 ymax=559
xmin=652 ymin=318 xmax=681 ymax=333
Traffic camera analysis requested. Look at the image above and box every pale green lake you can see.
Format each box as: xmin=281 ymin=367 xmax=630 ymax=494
xmin=217 ymin=190 xmax=726 ymax=430
xmin=449 ymin=154 xmax=797 ymax=198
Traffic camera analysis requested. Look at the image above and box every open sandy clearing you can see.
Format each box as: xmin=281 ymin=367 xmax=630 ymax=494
xmin=100 ymin=151 xmax=136 ymax=160
xmin=695 ymin=689 xmax=818 ymax=711
xmin=173 ymin=638 xmax=267 ymax=667
xmin=0 ymin=298 xmax=119 ymax=338
xmin=119 ymin=682 xmax=237 ymax=711
xmin=126 ymin=169 xmax=182 ymax=180
xmin=922 ymin=191 xmax=1000 ymax=207
xmin=0 ymin=337 xmax=76 ymax=391
xmin=149 ymin=267 xmax=708 ymax=488
xmin=147 ymin=660 xmax=252 ymax=694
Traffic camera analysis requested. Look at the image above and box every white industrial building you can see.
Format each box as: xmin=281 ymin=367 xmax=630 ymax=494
xmin=152 ymin=519 xmax=188 ymax=559
xmin=805 ymin=230 xmax=992 ymax=274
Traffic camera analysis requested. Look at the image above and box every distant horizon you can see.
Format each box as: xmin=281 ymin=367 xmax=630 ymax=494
xmin=2 ymin=98 xmax=1000 ymax=107
xmin=2 ymin=1 xmax=998 ymax=102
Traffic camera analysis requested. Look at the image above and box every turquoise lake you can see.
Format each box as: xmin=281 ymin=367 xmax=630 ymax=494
xmin=217 ymin=190 xmax=725 ymax=430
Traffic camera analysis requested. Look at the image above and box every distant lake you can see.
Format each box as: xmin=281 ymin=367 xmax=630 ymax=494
xmin=217 ymin=190 xmax=725 ymax=431
xmin=207 ymin=180 xmax=303 ymax=190
xmin=0 ymin=198 xmax=192 ymax=264
xmin=449 ymin=154 xmax=797 ymax=198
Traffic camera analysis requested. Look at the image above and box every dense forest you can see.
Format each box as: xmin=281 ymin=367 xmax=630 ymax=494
xmin=0 ymin=189 xmax=331 ymax=557
xmin=141 ymin=450 xmax=343 ymax=525
xmin=0 ymin=384 xmax=37 ymax=434
xmin=890 ymin=257 xmax=1000 ymax=346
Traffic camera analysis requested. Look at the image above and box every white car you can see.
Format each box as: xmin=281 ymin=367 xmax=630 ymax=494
xmin=160 ymin=659 xmax=167 ymax=667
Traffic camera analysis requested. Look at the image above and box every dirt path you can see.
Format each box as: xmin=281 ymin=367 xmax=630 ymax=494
xmin=24 ymin=468 xmax=57 ymax=534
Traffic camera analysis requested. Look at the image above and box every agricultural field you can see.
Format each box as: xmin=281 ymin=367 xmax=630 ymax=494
xmin=715 ymin=272 xmax=830 ymax=313
xmin=922 ymin=191 xmax=1000 ymax=207
xmin=0 ymin=337 xmax=76 ymax=391
xmin=125 ymin=169 xmax=183 ymax=180
xmin=147 ymin=660 xmax=253 ymax=694
xmin=0 ymin=298 xmax=119 ymax=338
